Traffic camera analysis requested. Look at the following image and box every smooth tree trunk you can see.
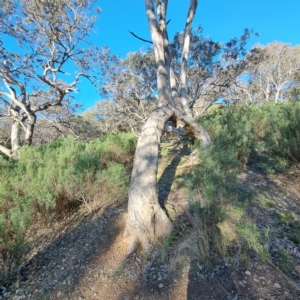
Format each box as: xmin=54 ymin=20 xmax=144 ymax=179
xmin=0 ymin=114 xmax=36 ymax=158
xmin=24 ymin=114 xmax=37 ymax=146
xmin=11 ymin=121 xmax=21 ymax=153
xmin=124 ymin=104 xmax=174 ymax=253
xmin=0 ymin=121 xmax=21 ymax=158
xmin=124 ymin=0 xmax=210 ymax=254
xmin=0 ymin=110 xmax=37 ymax=158
xmin=275 ymin=90 xmax=280 ymax=102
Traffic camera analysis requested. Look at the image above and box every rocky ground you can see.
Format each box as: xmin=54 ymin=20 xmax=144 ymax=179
xmin=1 ymin=141 xmax=300 ymax=300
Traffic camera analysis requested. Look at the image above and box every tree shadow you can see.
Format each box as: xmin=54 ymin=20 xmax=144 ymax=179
xmin=16 ymin=200 xmax=126 ymax=298
xmin=12 ymin=150 xmax=300 ymax=299
xmin=158 ymin=140 xmax=190 ymax=206
xmin=185 ymin=163 xmax=300 ymax=300
xmin=110 ymin=154 xmax=300 ymax=300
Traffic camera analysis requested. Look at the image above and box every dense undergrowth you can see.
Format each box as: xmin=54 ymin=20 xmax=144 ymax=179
xmin=1 ymin=101 xmax=300 ymax=286
xmin=180 ymin=101 xmax=300 ymax=264
xmin=0 ymin=133 xmax=136 ymax=284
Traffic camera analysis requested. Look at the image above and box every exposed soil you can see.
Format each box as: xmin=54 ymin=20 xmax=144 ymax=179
xmin=2 ymin=140 xmax=300 ymax=300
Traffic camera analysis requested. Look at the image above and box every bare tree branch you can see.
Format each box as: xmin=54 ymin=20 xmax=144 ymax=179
xmin=128 ymin=30 xmax=153 ymax=44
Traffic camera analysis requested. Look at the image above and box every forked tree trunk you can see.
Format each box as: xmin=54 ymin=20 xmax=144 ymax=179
xmin=124 ymin=0 xmax=210 ymax=254
xmin=0 ymin=115 xmax=36 ymax=158
xmin=124 ymin=104 xmax=210 ymax=253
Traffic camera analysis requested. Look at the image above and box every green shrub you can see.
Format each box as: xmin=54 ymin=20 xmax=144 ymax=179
xmin=237 ymin=221 xmax=269 ymax=260
xmin=187 ymin=129 xmax=239 ymax=213
xmin=183 ymin=125 xmax=240 ymax=261
xmin=0 ymin=133 xmax=136 ymax=285
xmin=263 ymin=102 xmax=300 ymax=166
xmin=180 ymin=101 xmax=300 ymax=263
xmin=198 ymin=104 xmax=256 ymax=167
xmin=198 ymin=101 xmax=300 ymax=170
xmin=87 ymin=133 xmax=136 ymax=166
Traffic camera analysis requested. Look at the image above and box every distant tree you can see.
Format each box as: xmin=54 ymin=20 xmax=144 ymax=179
xmin=238 ymin=42 xmax=300 ymax=103
xmin=171 ymin=27 xmax=258 ymax=114
xmin=0 ymin=0 xmax=104 ymax=157
xmin=32 ymin=99 xmax=101 ymax=144
xmin=97 ymin=51 xmax=158 ymax=132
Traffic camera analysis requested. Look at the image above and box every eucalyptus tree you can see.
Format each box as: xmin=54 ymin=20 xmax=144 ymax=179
xmin=97 ymin=27 xmax=256 ymax=135
xmin=0 ymin=0 xmax=104 ymax=157
xmin=239 ymin=42 xmax=300 ymax=103
xmin=170 ymin=27 xmax=256 ymax=114
xmin=32 ymin=99 xmax=101 ymax=144
xmin=98 ymin=51 xmax=158 ymax=132
xmin=124 ymin=0 xmax=211 ymax=254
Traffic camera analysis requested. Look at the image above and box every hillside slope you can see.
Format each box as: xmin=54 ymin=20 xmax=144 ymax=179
xmin=2 ymin=139 xmax=300 ymax=300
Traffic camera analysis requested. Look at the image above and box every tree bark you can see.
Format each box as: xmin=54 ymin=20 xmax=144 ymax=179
xmin=24 ymin=114 xmax=37 ymax=146
xmin=124 ymin=104 xmax=174 ymax=253
xmin=0 ymin=145 xmax=12 ymax=157
xmin=0 ymin=121 xmax=21 ymax=158
xmin=275 ymin=90 xmax=280 ymax=102
xmin=124 ymin=103 xmax=211 ymax=254
xmin=124 ymin=0 xmax=210 ymax=254
xmin=11 ymin=121 xmax=21 ymax=153
xmin=180 ymin=0 xmax=199 ymax=116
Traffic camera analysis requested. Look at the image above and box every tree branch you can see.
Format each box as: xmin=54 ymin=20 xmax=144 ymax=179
xmin=0 ymin=144 xmax=12 ymax=157
xmin=180 ymin=0 xmax=199 ymax=116
xmin=145 ymin=0 xmax=170 ymax=105
xmin=127 ymin=30 xmax=153 ymax=44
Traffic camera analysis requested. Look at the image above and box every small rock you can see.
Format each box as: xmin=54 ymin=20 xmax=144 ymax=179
xmin=158 ymin=283 xmax=164 ymax=289
xmin=274 ymin=283 xmax=281 ymax=289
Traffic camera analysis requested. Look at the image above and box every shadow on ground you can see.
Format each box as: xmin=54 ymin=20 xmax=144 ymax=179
xmin=158 ymin=140 xmax=190 ymax=205
xmin=185 ymin=164 xmax=300 ymax=300
xmin=17 ymin=201 xmax=125 ymax=299
xmin=113 ymin=157 xmax=300 ymax=300
xmin=7 ymin=145 xmax=300 ymax=300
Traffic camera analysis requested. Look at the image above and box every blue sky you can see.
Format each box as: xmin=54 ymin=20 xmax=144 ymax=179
xmin=76 ymin=0 xmax=300 ymax=109
xmin=95 ymin=0 xmax=300 ymax=57
xmin=2 ymin=1 xmax=300 ymax=110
